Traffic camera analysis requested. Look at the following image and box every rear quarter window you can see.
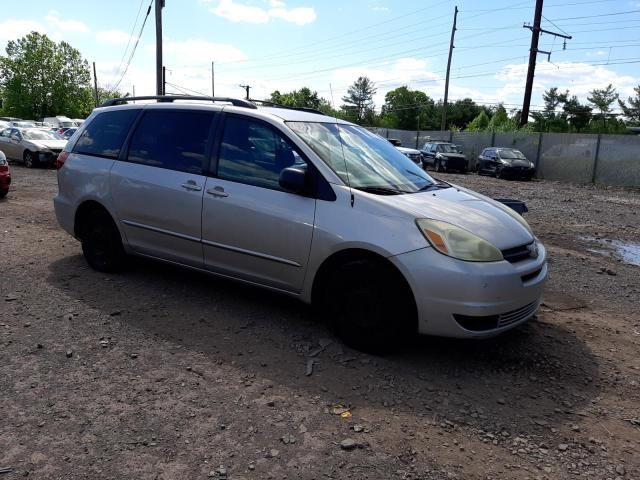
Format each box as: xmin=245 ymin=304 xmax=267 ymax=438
xmin=74 ymin=109 xmax=138 ymax=159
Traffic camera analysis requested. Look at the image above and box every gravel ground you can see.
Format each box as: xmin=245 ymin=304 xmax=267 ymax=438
xmin=1 ymin=166 xmax=639 ymax=480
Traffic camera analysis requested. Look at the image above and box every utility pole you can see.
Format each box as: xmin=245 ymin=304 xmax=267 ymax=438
xmin=132 ymin=85 xmax=136 ymax=103
xmin=441 ymin=5 xmax=458 ymax=131
xmin=92 ymin=62 xmax=99 ymax=106
xmin=155 ymin=0 xmax=165 ymax=96
xmin=211 ymin=61 xmax=215 ymax=97
xmin=162 ymin=66 xmax=166 ymax=95
xmin=240 ymin=84 xmax=251 ymax=100
xmin=521 ymin=0 xmax=571 ymax=125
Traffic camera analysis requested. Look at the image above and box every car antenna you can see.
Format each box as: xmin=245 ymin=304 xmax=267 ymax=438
xmin=330 ymin=83 xmax=354 ymax=208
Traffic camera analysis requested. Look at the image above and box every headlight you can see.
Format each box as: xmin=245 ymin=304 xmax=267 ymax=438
xmin=416 ymin=219 xmax=503 ymax=262
xmin=500 ymin=159 xmax=510 ymax=165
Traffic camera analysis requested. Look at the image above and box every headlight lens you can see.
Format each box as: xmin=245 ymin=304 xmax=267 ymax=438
xmin=416 ymin=219 xmax=503 ymax=262
xmin=500 ymin=159 xmax=510 ymax=165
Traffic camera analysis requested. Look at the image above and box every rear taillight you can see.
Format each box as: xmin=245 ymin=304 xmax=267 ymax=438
xmin=56 ymin=151 xmax=70 ymax=169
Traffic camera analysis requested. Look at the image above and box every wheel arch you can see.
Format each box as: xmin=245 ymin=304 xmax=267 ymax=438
xmin=74 ymin=200 xmax=114 ymax=239
xmin=310 ymin=247 xmax=418 ymax=325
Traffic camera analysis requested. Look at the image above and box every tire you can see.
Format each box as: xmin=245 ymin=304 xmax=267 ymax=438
xmin=322 ymin=259 xmax=415 ymax=354
xmin=24 ymin=151 xmax=38 ymax=168
xmin=0 ymin=189 xmax=7 ymax=198
xmin=496 ymin=167 xmax=504 ymax=179
xmin=80 ymin=209 xmax=126 ymax=272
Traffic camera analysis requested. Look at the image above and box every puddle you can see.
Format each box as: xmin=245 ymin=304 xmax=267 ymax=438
xmin=582 ymin=236 xmax=640 ymax=266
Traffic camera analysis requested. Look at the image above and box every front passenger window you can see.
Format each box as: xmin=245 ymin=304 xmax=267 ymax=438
xmin=217 ymin=116 xmax=306 ymax=190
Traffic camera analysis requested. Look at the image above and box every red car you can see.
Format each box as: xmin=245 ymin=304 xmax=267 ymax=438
xmin=0 ymin=150 xmax=10 ymax=198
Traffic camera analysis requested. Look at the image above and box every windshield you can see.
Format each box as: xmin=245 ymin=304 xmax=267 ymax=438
xmin=22 ymin=129 xmax=61 ymax=141
xmin=288 ymin=122 xmax=436 ymax=194
xmin=498 ymin=149 xmax=526 ymax=159
xmin=437 ymin=144 xmax=459 ymax=154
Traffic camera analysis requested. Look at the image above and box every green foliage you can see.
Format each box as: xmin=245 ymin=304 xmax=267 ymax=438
xmin=587 ymin=84 xmax=618 ymax=126
xmin=466 ymin=110 xmax=490 ymax=131
xmin=341 ymin=76 xmax=376 ymax=125
xmin=563 ymin=96 xmax=592 ymax=132
xmin=380 ymin=86 xmax=436 ymax=130
xmin=0 ymin=32 xmax=94 ymax=119
xmin=618 ymin=84 xmax=640 ymax=126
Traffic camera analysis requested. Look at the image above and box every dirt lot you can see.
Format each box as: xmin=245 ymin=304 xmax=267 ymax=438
xmin=1 ymin=166 xmax=639 ymax=480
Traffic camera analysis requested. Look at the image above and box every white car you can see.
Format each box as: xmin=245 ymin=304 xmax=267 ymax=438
xmin=54 ymin=96 xmax=547 ymax=352
xmin=396 ymin=146 xmax=424 ymax=167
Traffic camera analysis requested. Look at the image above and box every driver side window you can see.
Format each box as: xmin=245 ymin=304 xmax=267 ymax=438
xmin=217 ymin=116 xmax=306 ymax=191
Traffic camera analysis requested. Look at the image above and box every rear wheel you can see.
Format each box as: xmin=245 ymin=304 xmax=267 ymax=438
xmin=80 ymin=209 xmax=126 ymax=272
xmin=322 ymin=259 xmax=416 ymax=354
xmin=23 ymin=151 xmax=37 ymax=168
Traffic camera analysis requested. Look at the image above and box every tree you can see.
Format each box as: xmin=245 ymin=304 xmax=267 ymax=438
xmin=0 ymin=32 xmax=94 ymax=119
xmin=341 ymin=76 xmax=376 ymax=124
xmin=380 ymin=86 xmax=435 ymax=130
xmin=445 ymin=99 xmax=484 ymax=130
xmin=486 ymin=104 xmax=518 ymax=131
xmin=618 ymin=84 xmax=640 ymax=126
xmin=587 ymin=84 xmax=618 ymax=127
xmin=563 ymin=95 xmax=592 ymax=132
xmin=267 ymin=87 xmax=335 ymax=115
xmin=466 ymin=110 xmax=490 ymax=131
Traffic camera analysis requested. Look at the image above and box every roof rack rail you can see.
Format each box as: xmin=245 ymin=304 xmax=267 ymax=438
xmin=250 ymin=99 xmax=328 ymax=116
xmin=99 ymin=95 xmax=257 ymax=109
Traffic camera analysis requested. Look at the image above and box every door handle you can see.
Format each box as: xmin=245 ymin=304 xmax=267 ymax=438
xmin=206 ymin=186 xmax=228 ymax=198
xmin=181 ymin=180 xmax=202 ymax=192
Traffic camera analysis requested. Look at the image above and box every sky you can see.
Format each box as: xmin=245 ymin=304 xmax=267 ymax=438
xmin=1 ymin=0 xmax=639 ymax=116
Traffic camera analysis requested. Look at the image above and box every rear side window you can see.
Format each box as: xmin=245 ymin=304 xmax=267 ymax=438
xmin=127 ymin=110 xmax=215 ymax=174
xmin=74 ymin=110 xmax=138 ymax=159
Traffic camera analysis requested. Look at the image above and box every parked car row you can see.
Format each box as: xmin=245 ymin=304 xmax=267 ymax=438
xmin=0 ymin=127 xmax=68 ymax=168
xmin=388 ymin=138 xmax=536 ymax=181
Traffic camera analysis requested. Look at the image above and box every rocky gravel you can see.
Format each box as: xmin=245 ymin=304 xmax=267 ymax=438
xmin=1 ymin=165 xmax=639 ymax=479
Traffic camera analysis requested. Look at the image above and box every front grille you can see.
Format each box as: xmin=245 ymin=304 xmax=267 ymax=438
xmin=408 ymin=153 xmax=421 ymax=162
xmin=497 ymin=301 xmax=538 ymax=328
xmin=502 ymin=243 xmax=533 ymax=263
xmin=521 ymin=268 xmax=542 ymax=283
xmin=454 ymin=301 xmax=538 ymax=332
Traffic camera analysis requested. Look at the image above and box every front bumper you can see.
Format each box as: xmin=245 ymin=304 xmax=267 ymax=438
xmin=441 ymin=157 xmax=468 ymax=171
xmin=390 ymin=241 xmax=547 ymax=338
xmin=502 ymin=165 xmax=535 ymax=177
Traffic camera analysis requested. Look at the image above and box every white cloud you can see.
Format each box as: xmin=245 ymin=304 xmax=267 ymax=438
xmin=161 ymin=39 xmax=248 ymax=64
xmin=0 ymin=19 xmax=47 ymax=41
xmin=96 ymin=30 xmax=137 ymax=45
xmin=210 ymin=0 xmax=316 ymax=25
xmin=371 ymin=6 xmax=390 ymax=12
xmin=45 ymin=10 xmax=89 ymax=33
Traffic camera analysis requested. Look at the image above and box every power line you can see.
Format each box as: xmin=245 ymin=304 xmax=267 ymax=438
xmin=548 ymin=9 xmax=640 ymax=21
xmin=111 ymin=0 xmax=153 ymax=93
xmin=111 ymin=0 xmax=146 ymax=85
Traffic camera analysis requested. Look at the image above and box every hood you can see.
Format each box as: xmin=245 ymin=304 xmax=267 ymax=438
xmin=439 ymin=152 xmax=466 ymax=159
xmin=28 ymin=140 xmax=68 ymax=150
xmin=372 ymin=186 xmax=533 ymax=250
xmin=396 ymin=146 xmax=421 ymax=154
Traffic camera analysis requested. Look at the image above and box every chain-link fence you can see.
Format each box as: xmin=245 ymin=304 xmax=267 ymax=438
xmin=365 ymin=127 xmax=640 ymax=187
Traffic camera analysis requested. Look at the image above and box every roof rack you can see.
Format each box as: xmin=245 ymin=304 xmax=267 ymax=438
xmin=99 ymin=95 xmax=257 ymax=109
xmin=250 ymin=99 xmax=328 ymax=116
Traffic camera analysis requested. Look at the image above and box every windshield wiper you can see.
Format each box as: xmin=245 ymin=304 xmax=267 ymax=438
xmin=418 ymin=180 xmax=451 ymax=192
xmin=356 ymin=186 xmax=405 ymax=195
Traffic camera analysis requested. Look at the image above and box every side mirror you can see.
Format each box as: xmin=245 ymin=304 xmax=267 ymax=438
xmin=279 ymin=166 xmax=307 ymax=193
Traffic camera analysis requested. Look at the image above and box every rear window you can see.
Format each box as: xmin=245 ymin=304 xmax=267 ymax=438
xmin=74 ymin=109 xmax=138 ymax=159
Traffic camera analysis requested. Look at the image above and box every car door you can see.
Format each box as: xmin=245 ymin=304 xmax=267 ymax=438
xmin=4 ymin=129 xmax=23 ymax=159
xmin=201 ymin=114 xmax=316 ymax=293
xmin=0 ymin=129 xmax=14 ymax=159
xmin=109 ymin=108 xmax=218 ymax=267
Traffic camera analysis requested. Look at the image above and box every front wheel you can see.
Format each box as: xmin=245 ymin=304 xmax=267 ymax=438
xmin=323 ymin=259 xmax=416 ymax=354
xmin=80 ymin=209 xmax=126 ymax=272
xmin=24 ymin=151 xmax=37 ymax=168
xmin=0 ymin=189 xmax=7 ymax=198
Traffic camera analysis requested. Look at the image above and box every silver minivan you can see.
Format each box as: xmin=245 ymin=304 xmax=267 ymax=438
xmin=54 ymin=96 xmax=547 ymax=352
